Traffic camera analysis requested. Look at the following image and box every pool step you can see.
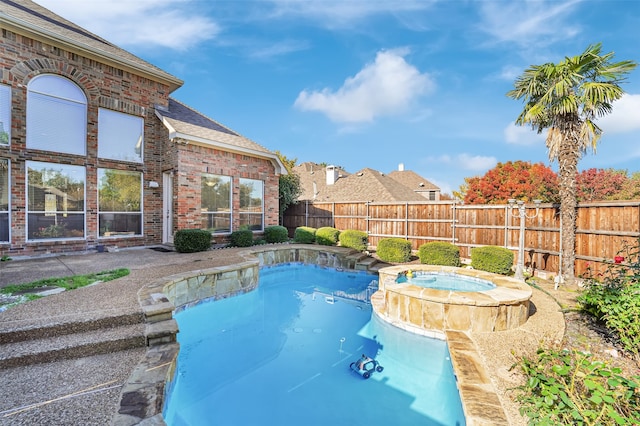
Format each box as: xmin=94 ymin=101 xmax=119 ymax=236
xmin=355 ymin=256 xmax=379 ymax=271
xmin=0 ymin=323 xmax=146 ymax=370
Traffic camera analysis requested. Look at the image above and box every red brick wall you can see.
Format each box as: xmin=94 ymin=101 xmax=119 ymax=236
xmin=0 ymin=27 xmax=170 ymax=256
xmin=173 ymin=144 xmax=280 ymax=234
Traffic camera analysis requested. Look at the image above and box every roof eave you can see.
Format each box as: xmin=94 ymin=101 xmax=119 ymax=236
xmin=1 ymin=13 xmax=184 ymax=92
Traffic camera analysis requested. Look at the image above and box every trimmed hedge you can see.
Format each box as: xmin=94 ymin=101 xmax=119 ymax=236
xmin=264 ymin=225 xmax=289 ymax=244
xmin=174 ymin=229 xmax=211 ymax=253
xmin=293 ymin=226 xmax=316 ymax=244
xmin=471 ymin=245 xmax=514 ymax=275
xmin=376 ymin=238 xmax=412 ymax=263
xmin=418 ymin=242 xmax=461 ymax=267
xmin=316 ymin=227 xmax=340 ymax=246
xmin=339 ymin=229 xmax=368 ymax=252
xmin=229 ymin=228 xmax=254 ymax=247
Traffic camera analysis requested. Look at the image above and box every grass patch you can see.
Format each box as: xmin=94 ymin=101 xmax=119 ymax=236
xmin=0 ymin=268 xmax=130 ymax=295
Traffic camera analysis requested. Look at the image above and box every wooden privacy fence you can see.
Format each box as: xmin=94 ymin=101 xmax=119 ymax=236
xmin=283 ymin=200 xmax=640 ymax=276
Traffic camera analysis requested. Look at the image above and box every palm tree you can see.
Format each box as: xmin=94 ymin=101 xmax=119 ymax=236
xmin=507 ymin=43 xmax=636 ymax=286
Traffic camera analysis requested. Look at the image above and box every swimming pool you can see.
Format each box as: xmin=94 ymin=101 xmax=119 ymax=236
xmin=396 ymin=271 xmax=496 ymax=292
xmin=164 ymin=263 xmax=465 ymax=425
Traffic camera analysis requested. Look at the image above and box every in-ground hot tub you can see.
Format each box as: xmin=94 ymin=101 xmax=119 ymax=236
xmin=371 ymin=265 xmax=532 ymax=339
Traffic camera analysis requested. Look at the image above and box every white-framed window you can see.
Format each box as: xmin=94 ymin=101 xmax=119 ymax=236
xmin=201 ymin=174 xmax=231 ymax=234
xmin=0 ymin=84 xmax=10 ymax=146
xmin=239 ymin=178 xmax=263 ymax=231
xmin=27 ymin=75 xmax=87 ymax=155
xmin=27 ymin=161 xmax=85 ymax=240
xmin=0 ymin=159 xmax=9 ymax=242
xmin=98 ymin=108 xmax=143 ymax=163
xmin=98 ymin=169 xmax=142 ymax=237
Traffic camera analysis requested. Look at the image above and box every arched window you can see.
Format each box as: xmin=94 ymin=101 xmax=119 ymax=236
xmin=27 ymin=74 xmax=87 ymax=155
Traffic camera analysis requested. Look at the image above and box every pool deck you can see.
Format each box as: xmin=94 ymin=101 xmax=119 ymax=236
xmin=0 ymin=246 xmax=564 ymax=425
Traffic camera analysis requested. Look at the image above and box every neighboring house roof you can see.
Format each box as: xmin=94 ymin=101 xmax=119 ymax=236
xmin=156 ymin=98 xmax=286 ymax=174
xmin=295 ymin=164 xmax=429 ymax=202
xmin=293 ymin=162 xmax=350 ymax=200
xmin=387 ymin=170 xmax=440 ymax=192
xmin=1 ymin=0 xmax=183 ymax=90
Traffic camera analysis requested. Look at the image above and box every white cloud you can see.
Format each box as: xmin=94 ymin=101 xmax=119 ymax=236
xmin=504 ymin=122 xmax=545 ymax=146
xmin=244 ymin=39 xmax=310 ymax=60
xmin=294 ymin=49 xmax=434 ymax=123
xmin=478 ymin=0 xmax=581 ymax=47
xmin=598 ymin=94 xmax=640 ymax=134
xmin=457 ymin=153 xmax=498 ymax=171
xmin=34 ymin=0 xmax=219 ymax=50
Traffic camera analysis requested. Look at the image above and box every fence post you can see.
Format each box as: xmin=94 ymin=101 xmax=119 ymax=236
xmin=405 ymin=202 xmax=409 ymax=240
xmin=305 ymin=200 xmax=309 ymax=227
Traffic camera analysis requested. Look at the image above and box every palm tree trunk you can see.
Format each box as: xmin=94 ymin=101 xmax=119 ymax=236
xmin=558 ymin=141 xmax=579 ymax=287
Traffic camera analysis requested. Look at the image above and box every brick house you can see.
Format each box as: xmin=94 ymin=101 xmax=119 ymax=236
xmin=0 ymin=0 xmax=285 ymax=257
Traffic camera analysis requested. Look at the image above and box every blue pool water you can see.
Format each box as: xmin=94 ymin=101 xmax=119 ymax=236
xmin=397 ymin=272 xmax=496 ymax=292
xmin=164 ymin=263 xmax=465 ymax=425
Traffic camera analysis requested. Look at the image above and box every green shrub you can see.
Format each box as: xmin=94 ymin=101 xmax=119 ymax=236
xmin=339 ymin=230 xmax=368 ymax=252
xmin=174 ymin=229 xmax=212 ymax=253
xmin=470 ymin=245 xmax=513 ymax=275
xmin=418 ymin=242 xmax=461 ymax=266
xmin=376 ymin=238 xmax=412 ymax=263
xmin=578 ymin=238 xmax=640 ymax=361
xmin=264 ymin=225 xmax=289 ymax=244
xmin=229 ymin=228 xmax=254 ymax=247
xmin=315 ymin=227 xmax=340 ymax=246
xmin=515 ymin=348 xmax=640 ymax=425
xmin=293 ymin=226 xmax=316 ymax=244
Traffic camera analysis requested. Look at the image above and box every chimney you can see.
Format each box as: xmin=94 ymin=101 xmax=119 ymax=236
xmin=398 ymin=163 xmax=404 ymax=171
xmin=326 ymin=165 xmax=339 ymax=185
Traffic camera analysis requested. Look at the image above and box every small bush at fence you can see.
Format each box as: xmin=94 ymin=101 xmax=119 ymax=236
xmin=418 ymin=242 xmax=461 ymax=266
xmin=339 ymin=230 xmax=368 ymax=252
xmin=470 ymin=246 xmax=513 ymax=275
xmin=515 ymin=348 xmax=640 ymax=425
xmin=293 ymin=226 xmax=316 ymax=244
xmin=264 ymin=225 xmax=289 ymax=244
xmin=316 ymin=227 xmax=340 ymax=246
xmin=578 ymin=238 xmax=640 ymax=362
xmin=229 ymin=228 xmax=254 ymax=247
xmin=376 ymin=238 xmax=412 ymax=263
xmin=174 ymin=229 xmax=212 ymax=253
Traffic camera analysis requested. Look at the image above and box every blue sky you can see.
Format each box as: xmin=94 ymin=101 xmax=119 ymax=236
xmin=36 ymin=0 xmax=640 ymax=195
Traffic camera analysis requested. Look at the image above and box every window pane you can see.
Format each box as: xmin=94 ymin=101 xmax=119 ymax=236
xmin=98 ymin=108 xmax=143 ymax=162
xmin=28 ymin=213 xmax=84 ymax=239
xmin=239 ymin=213 xmax=262 ymax=231
xmin=27 ymin=75 xmax=87 ymax=155
xmin=0 ymin=159 xmax=8 ymax=211
xmin=28 ymin=74 xmax=86 ymax=102
xmin=202 ymin=174 xmax=231 ymax=234
xmin=0 ymin=84 xmax=10 ymax=146
xmin=0 ymin=159 xmax=8 ymax=242
xmin=201 ymin=213 xmax=231 ymax=234
xmin=98 ymin=169 xmax=142 ymax=237
xmin=27 ymin=161 xmax=85 ymax=240
xmin=239 ymin=178 xmax=263 ymax=231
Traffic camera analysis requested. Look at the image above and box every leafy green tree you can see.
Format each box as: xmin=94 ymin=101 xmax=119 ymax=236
xmin=615 ymin=171 xmax=640 ymax=201
xmin=507 ymin=43 xmax=637 ymax=286
xmin=276 ymin=151 xmax=301 ymax=224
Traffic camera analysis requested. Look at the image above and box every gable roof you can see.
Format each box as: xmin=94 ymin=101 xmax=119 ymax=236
xmin=1 ymin=0 xmax=183 ymax=90
xmin=156 ymin=98 xmax=286 ymax=174
xmin=295 ymin=164 xmax=429 ymax=202
xmin=387 ymin=170 xmax=440 ymax=192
